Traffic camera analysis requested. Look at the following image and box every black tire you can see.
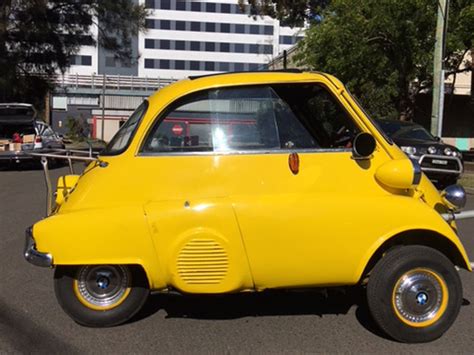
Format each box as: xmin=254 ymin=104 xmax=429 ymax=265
xmin=54 ymin=264 xmax=149 ymax=327
xmin=367 ymin=245 xmax=462 ymax=343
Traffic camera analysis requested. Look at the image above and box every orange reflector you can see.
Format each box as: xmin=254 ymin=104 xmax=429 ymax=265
xmin=288 ymin=152 xmax=299 ymax=175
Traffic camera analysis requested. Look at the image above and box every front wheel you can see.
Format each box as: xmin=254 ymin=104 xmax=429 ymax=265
xmin=367 ymin=245 xmax=462 ymax=343
xmin=54 ymin=264 xmax=149 ymax=327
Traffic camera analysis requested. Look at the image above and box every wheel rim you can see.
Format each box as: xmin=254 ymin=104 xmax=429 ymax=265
xmin=74 ymin=265 xmax=131 ymax=311
xmin=392 ymin=268 xmax=449 ymax=328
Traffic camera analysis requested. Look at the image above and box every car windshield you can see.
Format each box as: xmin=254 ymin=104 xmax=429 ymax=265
xmin=377 ymin=120 xmax=436 ymax=141
xmin=102 ymin=101 xmax=148 ymax=155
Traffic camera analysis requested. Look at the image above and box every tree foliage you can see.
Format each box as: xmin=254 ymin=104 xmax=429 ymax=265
xmin=0 ymin=1 xmax=148 ymax=109
xmin=242 ymin=0 xmax=473 ymax=121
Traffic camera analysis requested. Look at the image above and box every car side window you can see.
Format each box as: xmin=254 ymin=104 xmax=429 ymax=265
xmin=141 ymin=84 xmax=359 ymax=154
xmin=272 ymin=84 xmax=360 ymax=149
xmin=141 ymin=86 xmax=282 ymax=153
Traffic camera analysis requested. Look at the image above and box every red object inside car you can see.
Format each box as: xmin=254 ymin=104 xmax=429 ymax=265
xmin=12 ymin=132 xmax=22 ymax=143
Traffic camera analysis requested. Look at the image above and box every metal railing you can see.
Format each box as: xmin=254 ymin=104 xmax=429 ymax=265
xmin=56 ymin=73 xmax=177 ymax=92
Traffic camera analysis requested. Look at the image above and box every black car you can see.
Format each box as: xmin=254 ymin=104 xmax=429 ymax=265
xmin=376 ymin=119 xmax=463 ymax=188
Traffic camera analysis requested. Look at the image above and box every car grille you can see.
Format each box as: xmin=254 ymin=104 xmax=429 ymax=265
xmin=177 ymin=238 xmax=229 ymax=285
xmin=419 ymin=155 xmax=462 ymax=173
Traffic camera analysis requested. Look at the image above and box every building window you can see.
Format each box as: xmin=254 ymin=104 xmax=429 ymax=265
xmin=161 ymin=20 xmax=171 ymax=30
xmin=263 ymin=45 xmax=273 ymax=54
xmin=234 ymin=63 xmax=244 ymax=71
xmin=176 ymin=21 xmax=186 ymax=31
xmin=190 ymin=41 xmax=200 ymax=51
xmin=144 ymin=59 xmax=155 ymax=68
xmin=205 ymin=62 xmax=214 ymax=71
xmin=191 ymin=2 xmax=201 ymax=12
xmin=220 ymin=43 xmax=230 ymax=52
xmin=144 ymin=39 xmax=155 ymax=49
xmin=235 ymin=24 xmax=245 ymax=33
xmin=205 ymin=22 xmax=215 ymax=32
xmin=145 ymin=19 xmax=155 ymax=29
xmin=206 ymin=3 xmax=216 ymax=12
xmin=71 ymin=55 xmax=92 ymax=66
xmin=264 ymin=26 xmax=273 ymax=35
xmin=219 ymin=62 xmax=230 ymax=71
xmin=250 ymin=25 xmax=259 ymax=34
xmin=160 ymin=0 xmax=171 ymax=10
xmin=190 ymin=61 xmax=200 ymax=70
xmin=205 ymin=42 xmax=215 ymax=52
xmin=175 ymin=60 xmax=185 ymax=70
xmin=160 ymin=60 xmax=170 ymax=69
xmin=221 ymin=4 xmax=231 ymax=13
xmin=160 ymin=40 xmax=170 ymax=50
xmin=175 ymin=40 xmax=185 ymax=50
xmin=176 ymin=1 xmax=186 ymax=11
xmin=234 ymin=43 xmax=244 ymax=53
xmin=191 ymin=22 xmax=200 ymax=31
xmin=145 ymin=0 xmax=155 ymax=9
xmin=221 ymin=23 xmax=230 ymax=33
xmin=249 ymin=44 xmax=258 ymax=53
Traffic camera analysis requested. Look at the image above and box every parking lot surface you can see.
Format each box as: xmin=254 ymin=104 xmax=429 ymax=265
xmin=1 ymin=165 xmax=473 ymax=353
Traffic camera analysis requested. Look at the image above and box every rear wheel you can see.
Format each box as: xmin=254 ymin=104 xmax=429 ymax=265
xmin=54 ymin=264 xmax=149 ymax=327
xmin=367 ymin=245 xmax=462 ymax=343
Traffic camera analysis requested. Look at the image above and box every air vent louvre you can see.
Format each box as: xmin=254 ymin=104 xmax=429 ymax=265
xmin=177 ymin=238 xmax=229 ymax=285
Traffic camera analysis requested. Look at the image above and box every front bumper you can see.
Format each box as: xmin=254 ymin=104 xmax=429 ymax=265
xmin=24 ymin=227 xmax=53 ymax=267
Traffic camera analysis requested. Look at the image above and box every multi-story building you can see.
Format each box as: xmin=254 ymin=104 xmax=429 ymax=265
xmin=52 ymin=0 xmax=304 ymax=140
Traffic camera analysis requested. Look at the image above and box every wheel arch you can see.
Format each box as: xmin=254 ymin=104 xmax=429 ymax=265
xmin=360 ymin=229 xmax=470 ymax=283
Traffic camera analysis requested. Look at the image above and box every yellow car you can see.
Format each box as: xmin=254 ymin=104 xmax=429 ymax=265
xmin=24 ymin=71 xmax=473 ymax=343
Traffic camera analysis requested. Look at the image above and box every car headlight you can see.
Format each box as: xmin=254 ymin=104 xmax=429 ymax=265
xmin=451 ymin=150 xmax=461 ymax=158
xmin=428 ymin=146 xmax=437 ymax=154
xmin=401 ymin=146 xmax=417 ymax=155
xmin=444 ymin=147 xmax=453 ymax=156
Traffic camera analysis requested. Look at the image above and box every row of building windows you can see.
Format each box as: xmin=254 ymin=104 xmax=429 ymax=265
xmin=145 ymin=0 xmax=247 ymax=15
xmin=144 ymin=58 xmax=263 ymax=72
xmin=145 ymin=39 xmax=272 ymax=55
xmin=279 ymin=35 xmax=304 ymax=45
xmin=146 ymin=19 xmax=273 ymax=35
xmin=70 ymin=55 xmax=92 ymax=66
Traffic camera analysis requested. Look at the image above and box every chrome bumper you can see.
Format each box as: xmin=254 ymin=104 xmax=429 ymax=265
xmin=24 ymin=227 xmax=53 ymax=267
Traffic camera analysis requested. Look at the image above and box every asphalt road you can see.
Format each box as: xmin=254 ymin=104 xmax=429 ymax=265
xmin=1 ymin=164 xmax=473 ymax=353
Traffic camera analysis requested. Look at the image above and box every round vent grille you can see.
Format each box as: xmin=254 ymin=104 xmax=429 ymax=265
xmin=177 ymin=238 xmax=229 ymax=285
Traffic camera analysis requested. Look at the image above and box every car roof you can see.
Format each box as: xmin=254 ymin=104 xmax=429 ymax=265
xmin=147 ymin=71 xmax=343 ymax=112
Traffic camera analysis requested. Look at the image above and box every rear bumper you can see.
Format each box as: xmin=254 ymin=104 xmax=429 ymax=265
xmin=24 ymin=227 xmax=53 ymax=267
xmin=0 ymin=151 xmax=34 ymax=163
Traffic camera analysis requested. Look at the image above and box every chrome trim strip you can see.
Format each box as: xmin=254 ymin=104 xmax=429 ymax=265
xmin=138 ymin=148 xmax=352 ymax=157
xmin=441 ymin=210 xmax=474 ymax=221
xmin=411 ymin=159 xmax=422 ymax=185
xmin=418 ymin=154 xmax=463 ymax=174
xmin=24 ymin=227 xmax=53 ymax=268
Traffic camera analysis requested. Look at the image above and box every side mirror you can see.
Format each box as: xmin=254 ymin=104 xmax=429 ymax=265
xmin=352 ymin=132 xmax=376 ymax=160
xmin=435 ymin=136 xmax=441 ymax=142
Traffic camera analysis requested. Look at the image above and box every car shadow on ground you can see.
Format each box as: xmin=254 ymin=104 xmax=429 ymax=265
xmin=131 ymin=287 xmax=392 ymax=340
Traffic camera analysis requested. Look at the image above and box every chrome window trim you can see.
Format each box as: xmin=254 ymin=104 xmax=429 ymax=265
xmin=137 ymin=147 xmax=351 ymax=157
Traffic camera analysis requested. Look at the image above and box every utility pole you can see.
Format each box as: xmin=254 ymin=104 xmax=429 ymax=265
xmin=101 ymin=75 xmax=106 ymax=141
xmin=431 ymin=0 xmax=449 ymax=137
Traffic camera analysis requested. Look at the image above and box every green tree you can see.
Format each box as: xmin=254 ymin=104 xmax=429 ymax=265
xmin=0 ymin=1 xmax=148 ymax=110
xmin=242 ymin=0 xmax=473 ymax=121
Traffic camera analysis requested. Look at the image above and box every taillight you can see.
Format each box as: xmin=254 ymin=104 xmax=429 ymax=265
xmin=35 ymin=136 xmax=42 ymax=143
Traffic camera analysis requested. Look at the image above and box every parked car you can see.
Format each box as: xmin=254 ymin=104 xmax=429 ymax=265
xmin=0 ymin=103 xmax=64 ymax=165
xmin=375 ymin=119 xmax=463 ymax=188
xmin=24 ymin=71 xmax=473 ymax=343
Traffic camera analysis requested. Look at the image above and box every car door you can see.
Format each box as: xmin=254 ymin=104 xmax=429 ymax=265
xmin=224 ymin=82 xmax=393 ymax=289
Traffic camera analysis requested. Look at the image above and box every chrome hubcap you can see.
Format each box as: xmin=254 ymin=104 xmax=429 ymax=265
xmin=76 ymin=265 xmax=130 ymax=308
xmin=393 ymin=269 xmax=444 ymax=324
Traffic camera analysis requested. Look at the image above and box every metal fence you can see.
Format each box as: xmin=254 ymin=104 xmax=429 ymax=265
xmin=55 ymin=73 xmax=177 ymax=92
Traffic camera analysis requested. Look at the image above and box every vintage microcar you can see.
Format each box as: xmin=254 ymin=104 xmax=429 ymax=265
xmin=24 ymin=71 xmax=474 ymax=343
